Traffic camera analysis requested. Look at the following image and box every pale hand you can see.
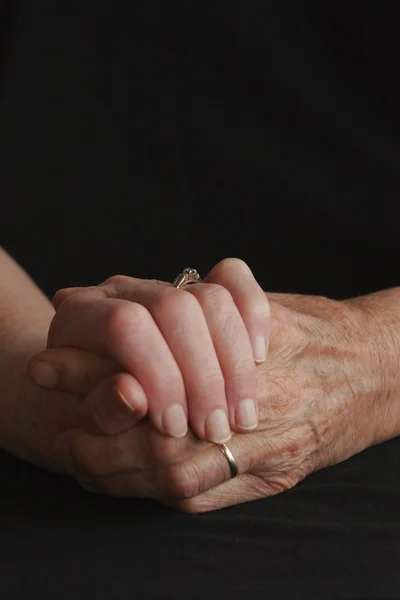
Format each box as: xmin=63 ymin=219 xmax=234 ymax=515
xmin=30 ymin=258 xmax=270 ymax=443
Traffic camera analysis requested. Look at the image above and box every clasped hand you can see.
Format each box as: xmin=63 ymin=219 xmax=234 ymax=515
xmin=29 ymin=258 xmax=389 ymax=512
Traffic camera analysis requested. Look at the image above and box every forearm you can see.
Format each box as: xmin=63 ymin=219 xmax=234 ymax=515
xmin=346 ymin=287 xmax=400 ymax=443
xmin=0 ymin=247 xmax=54 ymax=448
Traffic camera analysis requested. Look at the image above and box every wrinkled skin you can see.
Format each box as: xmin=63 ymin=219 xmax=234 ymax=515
xmin=15 ymin=259 xmax=400 ymax=512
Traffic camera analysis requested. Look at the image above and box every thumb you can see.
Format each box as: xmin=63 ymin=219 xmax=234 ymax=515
xmin=28 ymin=346 xmax=120 ymax=396
xmin=74 ymin=372 xmax=148 ymax=436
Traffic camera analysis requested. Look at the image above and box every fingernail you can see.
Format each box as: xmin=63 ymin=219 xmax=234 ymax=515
xmin=253 ymin=335 xmax=266 ymax=363
xmin=162 ymin=404 xmax=188 ymax=438
xmin=29 ymin=361 xmax=58 ymax=388
xmin=205 ymin=408 xmax=231 ymax=443
xmin=114 ymin=388 xmax=137 ymax=418
xmin=236 ymin=398 xmax=258 ymax=430
xmin=93 ymin=388 xmax=137 ymax=433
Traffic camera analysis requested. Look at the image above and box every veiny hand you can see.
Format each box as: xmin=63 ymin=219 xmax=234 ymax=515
xmin=29 ymin=259 xmax=270 ymax=444
xmin=28 ymin=279 xmax=400 ymax=512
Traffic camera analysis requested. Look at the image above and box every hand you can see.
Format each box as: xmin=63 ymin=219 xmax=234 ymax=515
xmin=28 ymin=288 xmax=399 ymax=513
xmin=29 ymin=258 xmax=270 ymax=443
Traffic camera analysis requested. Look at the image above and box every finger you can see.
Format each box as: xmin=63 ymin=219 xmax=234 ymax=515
xmin=99 ymin=275 xmax=170 ymax=301
xmin=74 ymin=371 xmax=148 ymax=436
xmin=204 ymin=258 xmax=270 ymax=364
xmin=186 ymin=283 xmax=258 ymax=432
xmin=52 ymin=286 xmax=106 ymax=311
xmin=79 ymin=469 xmax=276 ymax=513
xmin=147 ymin=288 xmax=232 ymax=443
xmin=28 ymin=347 xmax=120 ymax=395
xmin=53 ymin=275 xmax=169 ymax=311
xmin=70 ymin=419 xmax=210 ymax=476
xmin=98 ymin=276 xmax=253 ymax=439
xmin=52 ymin=294 xmax=189 ymax=439
xmin=74 ymin=434 xmax=251 ymax=503
xmin=171 ymin=473 xmax=263 ymax=513
xmin=62 ymin=285 xmax=232 ymax=444
xmin=47 ymin=286 xmax=108 ymax=349
xmin=97 ymin=283 xmax=234 ymax=443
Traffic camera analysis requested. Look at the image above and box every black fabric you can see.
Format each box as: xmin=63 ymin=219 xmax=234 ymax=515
xmin=1 ymin=1 xmax=400 ymax=597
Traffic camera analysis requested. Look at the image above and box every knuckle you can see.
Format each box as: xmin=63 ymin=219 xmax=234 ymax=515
xmin=198 ymin=374 xmax=225 ymax=397
xmin=150 ymin=289 xmax=176 ymax=314
xmin=103 ymin=274 xmax=129 ymax=286
xmin=47 ymin=295 xmax=78 ymax=346
xmin=166 ymin=463 xmax=201 ymax=500
xmin=195 ymin=283 xmax=232 ymax=309
xmin=52 ymin=286 xmax=90 ymax=307
xmin=153 ymin=287 xmax=198 ymax=316
xmin=105 ymin=302 xmax=149 ymax=344
xmin=101 ymin=274 xmax=131 ymax=296
xmin=149 ymin=430 xmax=191 ymax=465
xmin=150 ymin=435 xmax=182 ymax=464
xmin=52 ymin=287 xmax=70 ymax=307
xmin=71 ymin=440 xmax=101 ymax=477
xmin=72 ymin=438 xmax=109 ymax=477
xmin=54 ymin=290 xmax=93 ymax=318
xmin=212 ymin=257 xmax=250 ymax=277
xmin=54 ymin=293 xmax=77 ymax=315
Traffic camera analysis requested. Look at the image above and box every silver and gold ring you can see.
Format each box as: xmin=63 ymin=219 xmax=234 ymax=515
xmin=172 ymin=267 xmax=202 ymax=289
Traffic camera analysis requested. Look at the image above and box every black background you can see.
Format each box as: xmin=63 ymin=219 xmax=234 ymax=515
xmin=1 ymin=1 xmax=400 ymax=598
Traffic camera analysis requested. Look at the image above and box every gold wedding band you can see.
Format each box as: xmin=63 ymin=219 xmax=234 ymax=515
xmin=172 ymin=267 xmax=202 ymax=289
xmin=217 ymin=443 xmax=239 ymax=479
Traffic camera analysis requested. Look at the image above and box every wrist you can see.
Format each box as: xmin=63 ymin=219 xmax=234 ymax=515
xmin=0 ymin=326 xmax=49 ymax=452
xmin=348 ymin=288 xmax=400 ymax=443
xmin=1 ymin=332 xmax=79 ymax=475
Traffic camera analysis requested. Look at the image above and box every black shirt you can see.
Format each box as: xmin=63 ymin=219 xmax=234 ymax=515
xmin=1 ymin=2 xmax=400 ymax=598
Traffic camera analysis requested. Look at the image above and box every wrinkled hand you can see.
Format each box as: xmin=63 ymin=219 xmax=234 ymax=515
xmin=29 ymin=276 xmax=396 ymax=512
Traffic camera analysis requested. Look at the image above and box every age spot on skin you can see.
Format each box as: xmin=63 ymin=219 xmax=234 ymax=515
xmin=287 ymin=443 xmax=300 ymax=458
